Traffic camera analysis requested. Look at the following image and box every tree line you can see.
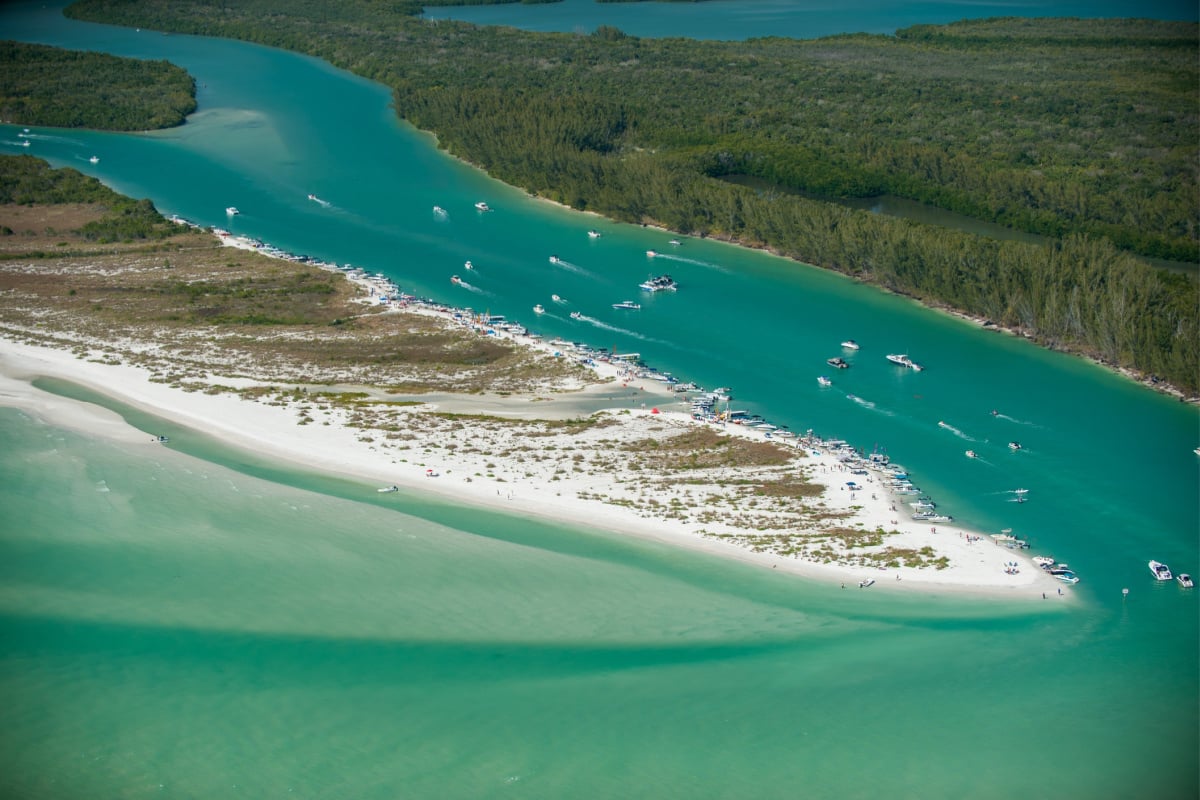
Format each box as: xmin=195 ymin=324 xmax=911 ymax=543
xmin=0 ymin=41 xmax=196 ymax=131
xmin=61 ymin=1 xmax=1199 ymax=392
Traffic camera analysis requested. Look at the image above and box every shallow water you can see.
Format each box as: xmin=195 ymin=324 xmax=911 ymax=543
xmin=0 ymin=2 xmax=1196 ymax=796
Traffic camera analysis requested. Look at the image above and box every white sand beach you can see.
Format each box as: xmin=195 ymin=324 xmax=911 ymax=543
xmin=0 ymin=231 xmax=1068 ymax=600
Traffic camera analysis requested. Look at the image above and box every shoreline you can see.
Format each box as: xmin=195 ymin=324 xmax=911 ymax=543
xmin=0 ymin=228 xmax=1071 ymax=601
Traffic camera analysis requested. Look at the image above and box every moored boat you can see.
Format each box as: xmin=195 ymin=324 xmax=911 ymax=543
xmin=886 ymin=353 xmax=922 ymax=370
xmin=1177 ymin=573 xmax=1194 ymax=588
xmin=225 ymin=206 xmax=240 ymax=216
xmin=826 ymin=357 xmax=849 ymax=369
xmin=1149 ymin=560 xmax=1173 ymax=581
xmin=612 ymin=300 xmax=641 ymax=310
xmin=639 ymin=274 xmax=678 ymax=292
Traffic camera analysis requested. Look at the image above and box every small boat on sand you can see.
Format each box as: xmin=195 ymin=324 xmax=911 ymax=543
xmin=858 ymin=578 xmax=876 ymax=588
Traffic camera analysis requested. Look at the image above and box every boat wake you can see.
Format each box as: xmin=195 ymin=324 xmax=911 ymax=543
xmin=453 ymin=280 xmax=488 ymax=296
xmin=651 ymin=253 xmax=728 ymax=272
xmin=936 ymin=420 xmax=976 ymax=441
xmin=991 ymin=411 xmax=1041 ymax=427
xmin=846 ymin=393 xmax=896 ymax=416
xmin=307 ymin=194 xmax=332 ymax=208
xmin=552 ymin=295 xmax=569 ymax=305
xmin=570 ymin=313 xmax=648 ymax=340
xmin=548 ymin=256 xmax=594 ymax=277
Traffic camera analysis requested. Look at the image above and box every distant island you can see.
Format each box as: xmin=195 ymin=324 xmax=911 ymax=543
xmin=57 ymin=3 xmax=1200 ymax=394
xmin=0 ymin=40 xmax=196 ymax=131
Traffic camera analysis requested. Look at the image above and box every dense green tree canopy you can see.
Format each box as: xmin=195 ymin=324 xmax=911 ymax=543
xmin=0 ymin=41 xmax=196 ymax=131
xmin=60 ymin=1 xmax=1199 ymax=392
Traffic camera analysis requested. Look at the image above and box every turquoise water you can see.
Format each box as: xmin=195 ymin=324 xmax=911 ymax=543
xmin=1 ymin=2 xmax=1197 ymax=796
xmin=423 ymin=0 xmax=1199 ymax=40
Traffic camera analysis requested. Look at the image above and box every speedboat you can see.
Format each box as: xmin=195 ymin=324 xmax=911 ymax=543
xmin=377 ymin=485 xmax=398 ymax=493
xmin=886 ymin=353 xmax=922 ymax=369
xmin=612 ymin=300 xmax=641 ymax=310
xmin=433 ymin=205 xmax=446 ymax=215
xmin=1177 ymin=573 xmax=1194 ymax=588
xmin=639 ymin=274 xmax=677 ymax=292
xmin=1054 ymin=571 xmax=1080 ymax=585
xmin=1032 ymin=556 xmax=1055 ymax=568
xmin=965 ymin=450 xmax=978 ymax=459
xmin=1009 ymin=441 xmax=1022 ymax=450
xmin=858 ymin=578 xmax=876 ymax=588
xmin=89 ymin=155 xmax=99 ymax=164
xmin=1149 ymin=560 xmax=1173 ymax=581
xmin=646 ymin=250 xmax=657 ymax=258
xmin=548 ymin=255 xmax=561 ymax=265
xmin=464 ymin=260 xmax=474 ymax=270
xmin=533 ymin=304 xmax=545 ymax=315
xmin=826 ymin=357 xmax=849 ymax=369
xmin=588 ymin=230 xmax=602 ymax=238
xmin=817 ymin=376 xmax=832 ymax=387
xmin=225 ymin=206 xmax=240 ymax=216
xmin=569 ymin=311 xmax=582 ymax=320
xmin=450 ymin=275 xmax=461 ymax=285
xmin=552 ymin=294 xmax=563 ymax=303
xmin=474 ymin=201 xmax=491 ymax=211
xmin=841 ymin=340 xmax=860 ymax=350
xmin=668 ymin=239 xmax=681 ymax=246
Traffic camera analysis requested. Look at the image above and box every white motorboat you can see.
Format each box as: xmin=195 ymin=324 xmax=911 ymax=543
xmin=858 ymin=578 xmax=876 ymax=588
xmin=646 ymin=250 xmax=658 ymax=258
xmin=639 ymin=274 xmax=677 ymax=292
xmin=887 ymin=353 xmax=923 ymax=370
xmin=433 ymin=205 xmax=446 ymax=215
xmin=552 ymin=294 xmax=563 ymax=303
xmin=1054 ymin=571 xmax=1080 ymax=585
xmin=612 ymin=300 xmax=641 ymax=310
xmin=817 ymin=376 xmax=832 ymax=387
xmin=1008 ymin=441 xmax=1022 ymax=450
xmin=1149 ymin=560 xmax=1173 ymax=581
xmin=533 ymin=304 xmax=545 ymax=315
xmin=1177 ymin=573 xmax=1194 ymax=588
xmin=1032 ymin=556 xmax=1056 ymax=568
xmin=965 ymin=450 xmax=978 ymax=459
xmin=841 ymin=340 xmax=860 ymax=350
xmin=588 ymin=230 xmax=602 ymax=238
xmin=826 ymin=357 xmax=849 ymax=369
xmin=225 ymin=206 xmax=240 ymax=216
xmin=668 ymin=239 xmax=681 ymax=246
xmin=464 ymin=260 xmax=474 ymax=270
xmin=474 ymin=201 xmax=491 ymax=211
xmin=548 ymin=255 xmax=561 ymax=265
xmin=450 ymin=275 xmax=462 ymax=285
xmin=569 ymin=311 xmax=582 ymax=320
xmin=89 ymin=155 xmax=99 ymax=164
xmin=377 ymin=485 xmax=398 ymax=493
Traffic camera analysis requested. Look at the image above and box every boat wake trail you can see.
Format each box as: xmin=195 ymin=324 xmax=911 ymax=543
xmin=651 ymin=253 xmax=728 ymax=272
xmin=571 ymin=314 xmax=648 ymax=341
xmin=936 ymin=421 xmax=976 ymax=441
xmin=846 ymin=394 xmax=896 ymax=416
xmin=308 ymin=195 xmax=332 ymax=208
xmin=552 ymin=295 xmax=569 ymax=305
xmin=454 ymin=280 xmax=489 ymax=296
xmin=17 ymin=132 xmax=83 ymax=145
xmin=549 ymin=257 xmax=594 ymax=277
xmin=992 ymin=412 xmax=1042 ymax=428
